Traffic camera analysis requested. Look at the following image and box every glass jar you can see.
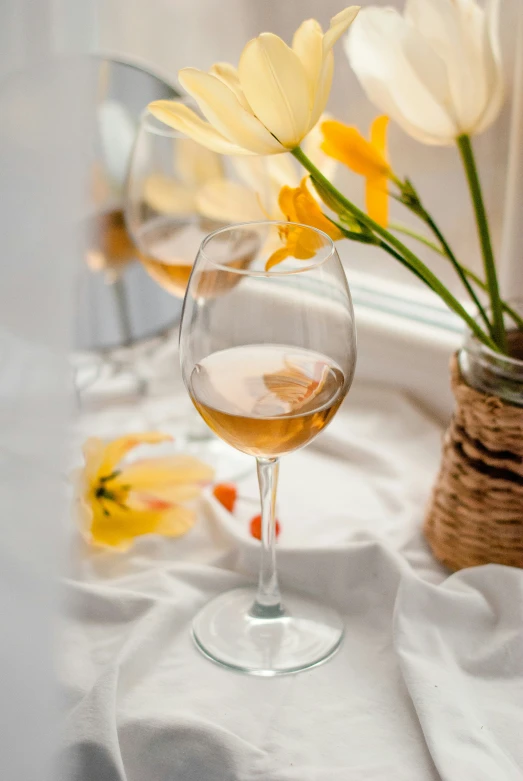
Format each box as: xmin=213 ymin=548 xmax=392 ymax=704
xmin=458 ymin=302 xmax=523 ymax=406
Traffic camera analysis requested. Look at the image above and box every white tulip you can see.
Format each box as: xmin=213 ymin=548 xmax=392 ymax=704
xmin=345 ymin=0 xmax=504 ymax=145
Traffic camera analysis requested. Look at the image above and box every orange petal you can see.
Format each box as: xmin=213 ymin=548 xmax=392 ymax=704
xmin=321 ymin=120 xmax=389 ymax=178
xmin=293 ymin=186 xmax=343 ymax=242
xmin=370 ymin=115 xmax=389 ymax=160
xmin=366 ymin=173 xmax=389 ymax=227
xmin=265 ymin=246 xmax=292 ymax=271
xmin=278 ymin=185 xmax=299 ymax=221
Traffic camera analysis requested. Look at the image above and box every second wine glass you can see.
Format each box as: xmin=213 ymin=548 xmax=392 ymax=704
xmin=180 ymin=221 xmax=357 ymax=675
xmin=125 ymin=103 xmax=266 ymax=478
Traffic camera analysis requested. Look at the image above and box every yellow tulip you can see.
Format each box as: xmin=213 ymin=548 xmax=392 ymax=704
xmin=147 ymin=7 xmax=360 ymax=156
xmin=195 ymin=115 xmax=337 ymax=224
xmin=266 ymin=177 xmax=344 ymax=271
xmin=143 ymin=138 xmax=224 ymax=216
xmin=321 ymin=115 xmax=391 ymax=226
xmin=75 ymin=432 xmax=214 ymax=549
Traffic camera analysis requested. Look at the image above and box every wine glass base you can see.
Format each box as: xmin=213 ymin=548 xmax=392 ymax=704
xmin=192 ymin=587 xmax=344 ymax=676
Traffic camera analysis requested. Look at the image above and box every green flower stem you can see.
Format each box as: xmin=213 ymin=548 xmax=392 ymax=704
xmin=390 ymin=222 xmax=445 ymax=255
xmin=391 ymin=222 xmax=523 ymax=330
xmin=462 ymin=269 xmax=523 ymax=331
xmin=292 ymin=146 xmax=498 ymax=352
xmin=420 ymin=211 xmax=493 ymax=337
xmin=457 ymin=134 xmax=506 ymax=351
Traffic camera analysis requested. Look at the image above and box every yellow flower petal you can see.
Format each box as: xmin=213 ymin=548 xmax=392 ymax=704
xmin=196 ymin=178 xmax=264 ymax=223
xmin=179 ymin=68 xmax=284 ymax=155
xmin=149 ymin=7 xmax=359 ymax=155
xmin=130 ymin=484 xmax=205 ymax=504
xmin=99 ymin=432 xmax=172 ymax=477
xmin=370 ymin=115 xmax=389 ymax=159
xmin=311 ymin=52 xmax=334 ymax=126
xmin=266 ymin=178 xmax=343 ymax=270
xmin=116 ymin=455 xmax=214 ymax=491
xmin=209 ymin=62 xmax=252 ymax=112
xmin=366 ymin=173 xmax=389 ymax=227
xmin=81 ymin=438 xmax=106 ymax=485
xmin=278 ymin=184 xmax=299 ymax=222
xmin=293 ymin=179 xmax=344 ymax=241
xmin=148 ymin=100 xmax=249 ymax=155
xmin=266 ymin=154 xmax=300 ymax=191
xmin=238 ymin=33 xmax=311 ymax=148
xmin=89 ymin=503 xmax=193 ymax=549
xmin=265 ymin=246 xmax=292 ymax=272
xmin=144 ymin=173 xmax=196 ymax=215
xmin=292 ymin=19 xmax=324 ymax=105
xmin=321 ymin=120 xmax=389 ymax=178
xmin=175 ymin=138 xmax=224 ymax=187
xmin=323 ymin=6 xmax=361 ymax=52
xmin=154 ymin=505 xmax=196 ymax=538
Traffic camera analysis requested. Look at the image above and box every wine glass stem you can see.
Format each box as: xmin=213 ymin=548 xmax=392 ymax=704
xmin=251 ymin=457 xmax=284 ymax=619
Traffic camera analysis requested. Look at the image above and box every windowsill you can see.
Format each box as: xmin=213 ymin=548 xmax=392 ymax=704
xmin=349 ymin=270 xmax=462 ymax=424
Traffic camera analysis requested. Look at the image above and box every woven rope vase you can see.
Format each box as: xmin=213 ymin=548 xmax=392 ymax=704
xmin=424 ymin=353 xmax=523 ymax=571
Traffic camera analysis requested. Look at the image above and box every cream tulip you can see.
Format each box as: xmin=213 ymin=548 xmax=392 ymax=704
xmin=195 ymin=116 xmax=338 ymax=223
xmin=345 ymin=0 xmax=504 ymax=145
xmin=148 ymin=7 xmax=360 ymax=155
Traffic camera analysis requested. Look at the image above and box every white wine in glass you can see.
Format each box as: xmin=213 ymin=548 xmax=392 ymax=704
xmin=180 ymin=221 xmax=357 ymax=675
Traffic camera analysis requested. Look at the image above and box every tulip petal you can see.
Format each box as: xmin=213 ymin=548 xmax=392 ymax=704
xmin=323 ymin=6 xmax=360 ymax=53
xmin=239 ymin=33 xmax=311 ymax=148
xmin=99 ymin=432 xmax=172 ymax=477
xmin=144 ymin=174 xmax=196 ymax=215
xmin=229 ymin=155 xmax=268 ymax=191
xmin=346 ymin=9 xmax=457 ymax=145
xmin=475 ymin=0 xmax=504 ymax=134
xmin=209 ymin=62 xmax=252 ymax=112
xmin=175 ymin=138 xmax=224 ymax=187
xmin=148 ymin=100 xmax=249 ymax=155
xmin=311 ymin=52 xmax=335 ymax=126
xmin=179 ymin=68 xmax=284 ymax=155
xmin=196 ymin=178 xmax=264 ymax=223
xmin=405 ymin=0 xmax=485 ymax=132
xmin=292 ymin=19 xmax=324 ymax=105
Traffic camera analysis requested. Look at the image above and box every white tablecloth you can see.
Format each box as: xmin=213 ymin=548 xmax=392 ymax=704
xmin=62 ymin=377 xmax=523 ymax=781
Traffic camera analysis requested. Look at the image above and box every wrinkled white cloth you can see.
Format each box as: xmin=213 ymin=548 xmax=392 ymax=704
xmin=62 ymin=383 xmax=523 ymax=781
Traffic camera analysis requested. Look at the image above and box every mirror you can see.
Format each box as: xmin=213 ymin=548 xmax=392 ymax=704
xmin=74 ymin=58 xmax=182 ymax=357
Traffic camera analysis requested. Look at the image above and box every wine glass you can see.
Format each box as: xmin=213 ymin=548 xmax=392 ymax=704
xmin=125 ymin=103 xmax=270 ymax=478
xmin=180 ymin=221 xmax=357 ymax=675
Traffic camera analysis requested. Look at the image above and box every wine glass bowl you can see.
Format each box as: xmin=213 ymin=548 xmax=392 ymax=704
xmin=180 ymin=221 xmax=357 ymax=675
